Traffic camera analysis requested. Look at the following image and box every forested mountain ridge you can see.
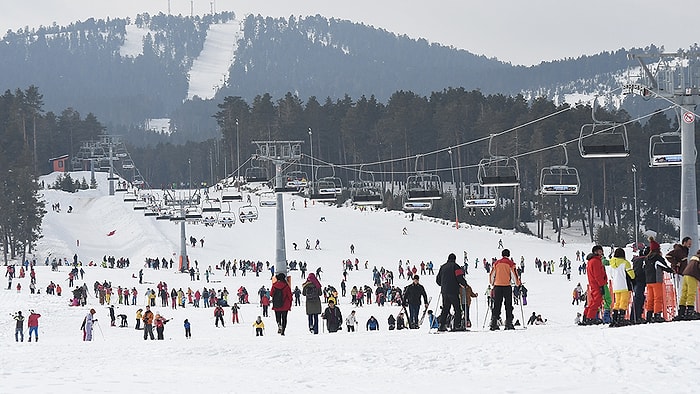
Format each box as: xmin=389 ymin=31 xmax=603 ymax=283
xmin=0 ymin=12 xmax=649 ymax=137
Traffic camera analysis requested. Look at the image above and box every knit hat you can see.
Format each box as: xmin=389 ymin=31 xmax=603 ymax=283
xmin=447 ymin=253 xmax=456 ymax=262
xmin=649 ymin=236 xmax=660 ymax=252
xmin=502 ymin=249 xmax=511 ymax=257
xmin=275 ymin=272 xmax=287 ymax=281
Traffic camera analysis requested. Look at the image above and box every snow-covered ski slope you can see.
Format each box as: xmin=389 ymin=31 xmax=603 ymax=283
xmin=1 ymin=171 xmax=698 ymax=393
xmin=186 ymin=19 xmax=243 ymax=100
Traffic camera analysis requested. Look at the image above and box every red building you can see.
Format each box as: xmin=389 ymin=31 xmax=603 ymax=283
xmin=49 ymin=155 xmax=69 ymax=172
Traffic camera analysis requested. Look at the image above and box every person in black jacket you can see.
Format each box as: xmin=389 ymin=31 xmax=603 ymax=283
xmin=403 ymin=275 xmax=429 ymax=329
xmin=631 ymin=247 xmax=647 ymax=323
xmin=322 ymin=299 xmax=342 ymax=333
xmin=644 ymin=245 xmax=673 ymax=323
xmin=436 ymin=253 xmax=467 ymax=331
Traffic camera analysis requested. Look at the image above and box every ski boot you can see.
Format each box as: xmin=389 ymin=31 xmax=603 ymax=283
xmin=652 ymin=313 xmax=666 ymax=323
xmin=673 ymin=305 xmax=687 ymax=321
xmin=686 ymin=307 xmax=700 ymax=320
xmin=609 ymin=310 xmax=619 ymax=327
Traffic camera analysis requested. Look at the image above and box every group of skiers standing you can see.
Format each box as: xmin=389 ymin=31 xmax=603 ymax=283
xmin=580 ymin=235 xmax=700 ymax=326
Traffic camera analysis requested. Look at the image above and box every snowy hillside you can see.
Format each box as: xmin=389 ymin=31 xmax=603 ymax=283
xmin=1 ymin=171 xmax=698 ymax=393
xmin=186 ymin=19 xmax=244 ymax=100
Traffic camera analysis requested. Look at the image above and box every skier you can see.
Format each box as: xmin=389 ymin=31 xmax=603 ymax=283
xmin=609 ymin=248 xmax=635 ymax=326
xmin=27 ymin=310 xmax=41 ymax=342
xmin=13 ymin=311 xmax=25 ymax=342
xmin=142 ymin=306 xmax=155 ymax=340
xmin=214 ymin=305 xmax=225 ymax=327
xmin=489 ymin=249 xmax=521 ymax=331
xmin=154 ymin=313 xmax=169 ymax=340
xmin=231 ymin=303 xmax=240 ymax=324
xmin=366 ymin=315 xmax=380 ymax=331
xmin=403 ymin=275 xmax=429 ymax=329
xmin=677 ymin=251 xmax=700 ymax=320
xmin=581 ymin=245 xmax=607 ymax=325
xmin=436 ymin=253 xmax=467 ymax=332
xmin=184 ymin=319 xmax=191 ymax=338
xmin=81 ymin=308 xmax=97 ymax=341
xmin=644 ymin=242 xmax=673 ymax=323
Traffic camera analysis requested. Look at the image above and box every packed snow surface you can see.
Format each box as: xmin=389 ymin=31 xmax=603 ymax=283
xmin=1 ymin=171 xmax=698 ymax=393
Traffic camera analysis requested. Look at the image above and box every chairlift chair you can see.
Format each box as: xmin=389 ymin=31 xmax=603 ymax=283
xmin=169 ymin=209 xmax=185 ymax=222
xmin=133 ymin=201 xmax=147 ymax=210
xmin=238 ymin=204 xmax=259 ymax=223
xmin=477 ymin=157 xmax=520 ymax=187
xmin=402 ymin=199 xmax=433 ymax=212
xmin=217 ymin=212 xmax=236 ymax=227
xmin=351 ymin=168 xmax=383 ymax=206
xmin=284 ymin=171 xmax=308 ymax=189
xmin=202 ymin=200 xmax=222 ymax=213
xmin=649 ymin=132 xmax=683 ymax=167
xmin=185 ymin=206 xmax=203 ymax=221
xmin=216 ymin=202 xmax=236 ymax=227
xmin=123 ymin=193 xmax=138 ymax=202
xmin=539 ymin=145 xmax=580 ymax=196
xmin=122 ymin=160 xmax=135 ymax=170
xmin=579 ymin=96 xmax=630 ymax=158
xmin=258 ymin=192 xmax=277 ymax=207
xmin=221 ymin=189 xmax=242 ymax=202
xmin=578 ymin=123 xmax=630 ymax=158
xmin=463 ymin=183 xmax=497 ymax=209
xmin=406 ymin=173 xmax=442 ymax=200
xmin=244 ymin=166 xmax=269 ymax=183
xmin=540 ymin=166 xmax=580 ymax=196
xmin=309 ymin=179 xmax=339 ymax=202
xmin=477 ymin=135 xmax=520 ymax=187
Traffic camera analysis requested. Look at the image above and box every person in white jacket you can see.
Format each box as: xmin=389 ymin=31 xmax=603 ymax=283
xmin=81 ymin=308 xmax=97 ymax=341
xmin=345 ymin=310 xmax=358 ymax=332
xmin=608 ymin=248 xmax=635 ymax=327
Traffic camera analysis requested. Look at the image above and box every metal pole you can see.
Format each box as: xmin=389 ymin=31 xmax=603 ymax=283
xmin=274 ymin=161 xmax=288 ymax=276
xmin=632 ymin=164 xmax=638 ymax=249
xmin=180 ymin=204 xmax=188 ymax=272
xmin=448 ymin=149 xmax=458 ymax=229
xmin=679 ymin=104 xmax=698 ymax=247
xmin=308 ymin=128 xmax=313 ymax=188
xmin=236 ymin=119 xmax=240 ymax=184
xmin=188 ymin=158 xmax=192 ymax=199
xmin=108 ymin=145 xmax=114 ymax=196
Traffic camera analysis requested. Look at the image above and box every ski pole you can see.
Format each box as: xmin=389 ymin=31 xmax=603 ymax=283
xmin=519 ymin=298 xmax=525 ymax=328
xmin=482 ymin=298 xmax=490 ymax=330
xmin=476 ymin=296 xmax=479 ymax=331
xmin=95 ymin=320 xmax=105 ymax=339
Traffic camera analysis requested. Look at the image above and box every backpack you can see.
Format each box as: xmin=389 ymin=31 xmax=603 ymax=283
xmin=272 ymin=285 xmax=285 ymax=308
xmin=305 ymin=284 xmax=318 ymax=298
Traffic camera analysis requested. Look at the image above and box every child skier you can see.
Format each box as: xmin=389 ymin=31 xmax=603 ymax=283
xmin=253 ymin=316 xmax=265 ymax=336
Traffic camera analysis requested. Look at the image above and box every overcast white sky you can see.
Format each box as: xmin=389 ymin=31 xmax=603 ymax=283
xmin=3 ymin=0 xmax=698 ymax=66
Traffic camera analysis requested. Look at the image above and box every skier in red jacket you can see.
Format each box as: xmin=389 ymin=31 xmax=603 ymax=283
xmin=582 ymin=245 xmax=607 ymax=325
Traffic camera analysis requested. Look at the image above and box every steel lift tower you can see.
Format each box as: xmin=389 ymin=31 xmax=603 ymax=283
xmin=252 ymin=141 xmax=304 ymax=276
xmin=625 ymin=50 xmax=700 ymax=246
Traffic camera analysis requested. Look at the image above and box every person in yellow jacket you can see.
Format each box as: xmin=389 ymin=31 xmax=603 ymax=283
xmin=135 ymin=308 xmax=143 ymax=330
xmin=609 ymin=248 xmax=635 ymax=327
xmin=677 ymin=251 xmax=700 ymax=320
xmin=253 ymin=316 xmax=265 ymax=336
